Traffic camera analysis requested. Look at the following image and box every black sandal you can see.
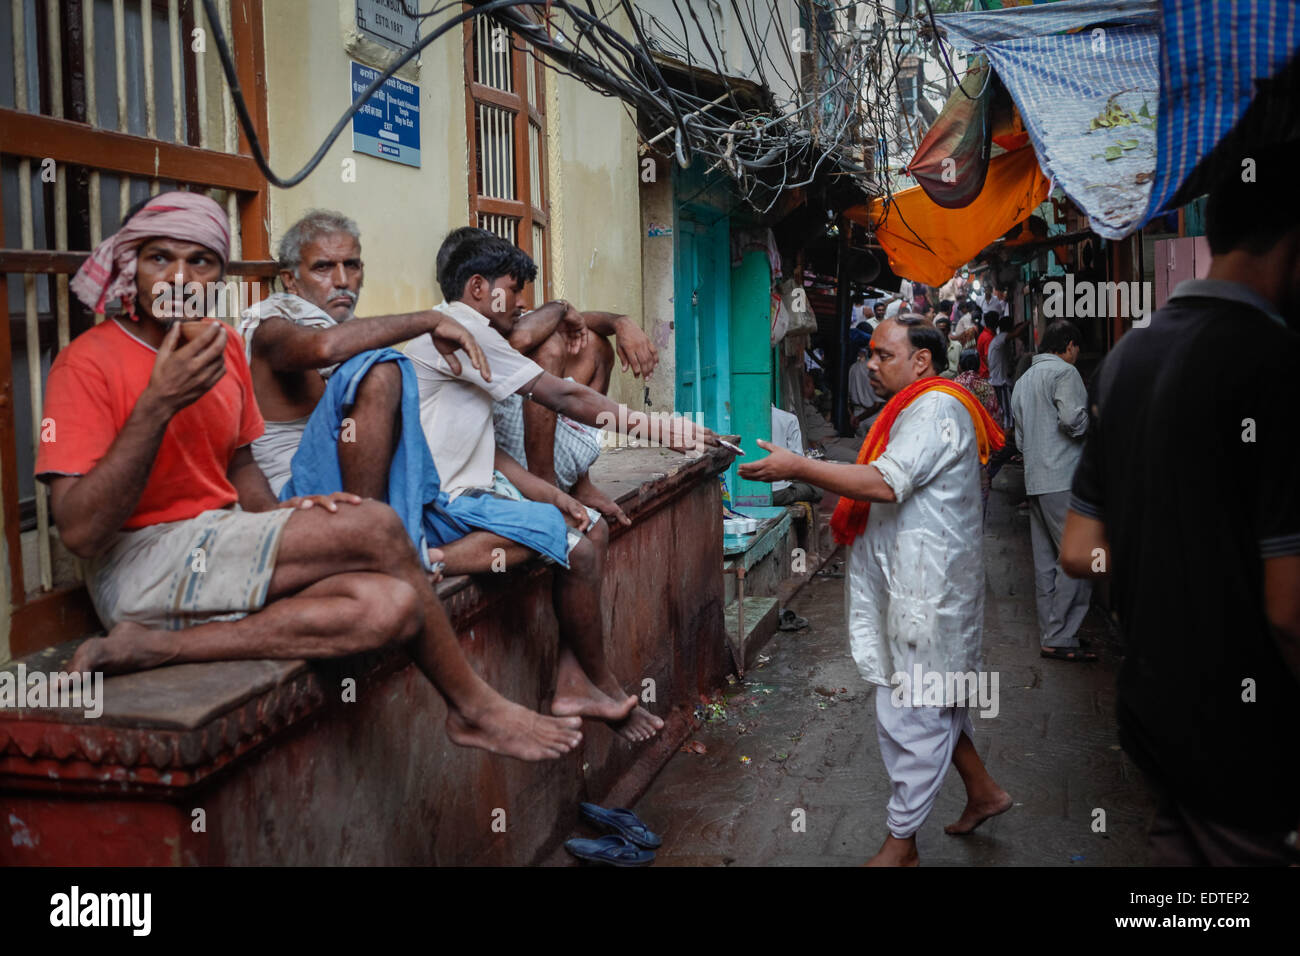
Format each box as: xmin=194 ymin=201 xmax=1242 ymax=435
xmin=779 ymin=609 xmax=810 ymax=631
xmin=1040 ymin=646 xmax=1098 ymax=662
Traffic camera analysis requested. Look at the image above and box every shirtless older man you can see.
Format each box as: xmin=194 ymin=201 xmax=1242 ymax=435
xmin=240 ymin=210 xmax=484 ymax=505
xmin=42 ymin=193 xmax=581 ymax=762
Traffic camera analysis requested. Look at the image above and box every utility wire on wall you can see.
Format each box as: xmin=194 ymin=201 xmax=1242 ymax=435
xmin=202 ymin=0 xmax=955 ymax=213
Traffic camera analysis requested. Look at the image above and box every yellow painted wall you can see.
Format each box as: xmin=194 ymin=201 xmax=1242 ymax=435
xmin=545 ymin=69 xmax=645 ymax=411
xmin=260 ymin=2 xmax=469 ymax=314
xmin=260 ymin=4 xmax=644 ymax=412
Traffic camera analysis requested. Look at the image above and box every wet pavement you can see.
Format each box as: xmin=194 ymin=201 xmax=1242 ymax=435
xmin=635 ymin=464 xmax=1156 ymax=866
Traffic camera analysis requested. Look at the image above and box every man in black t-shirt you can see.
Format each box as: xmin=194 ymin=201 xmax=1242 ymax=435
xmin=1060 ymin=146 xmax=1300 ymax=865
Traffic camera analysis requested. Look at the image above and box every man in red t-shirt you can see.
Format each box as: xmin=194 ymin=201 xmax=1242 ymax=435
xmin=976 ymin=311 xmax=997 ymax=378
xmin=38 ymin=192 xmax=581 ymax=762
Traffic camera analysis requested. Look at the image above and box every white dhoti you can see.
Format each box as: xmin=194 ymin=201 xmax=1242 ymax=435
xmin=875 ymin=683 xmax=974 ymax=839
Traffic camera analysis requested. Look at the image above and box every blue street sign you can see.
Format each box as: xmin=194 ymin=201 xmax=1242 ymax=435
xmin=350 ymin=62 xmax=420 ymax=168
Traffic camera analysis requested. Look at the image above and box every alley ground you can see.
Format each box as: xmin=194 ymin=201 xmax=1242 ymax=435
xmin=632 ymin=464 xmax=1155 ymax=866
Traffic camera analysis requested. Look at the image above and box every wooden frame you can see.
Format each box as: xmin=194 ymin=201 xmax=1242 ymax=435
xmin=462 ymin=11 xmax=551 ymax=304
xmin=0 ymin=0 xmax=271 ymax=655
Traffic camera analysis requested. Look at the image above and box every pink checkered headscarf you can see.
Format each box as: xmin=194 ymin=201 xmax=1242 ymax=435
xmin=70 ymin=191 xmax=231 ymax=317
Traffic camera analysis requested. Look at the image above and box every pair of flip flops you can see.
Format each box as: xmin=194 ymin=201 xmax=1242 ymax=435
xmin=563 ymin=803 xmax=662 ymax=867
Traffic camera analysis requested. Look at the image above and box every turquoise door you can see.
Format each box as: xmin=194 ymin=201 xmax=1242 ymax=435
xmin=729 ymin=249 xmax=773 ymax=507
xmin=674 ymin=210 xmax=731 ymax=437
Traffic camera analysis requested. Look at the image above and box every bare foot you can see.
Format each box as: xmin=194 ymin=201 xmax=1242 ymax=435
xmin=550 ymin=648 xmax=638 ymax=724
xmin=944 ymin=789 xmax=1014 ymax=835
xmin=446 ymin=700 xmax=583 ymax=762
xmin=549 ymin=686 xmax=638 ymax=723
xmin=69 ymin=622 xmax=180 ymax=675
xmin=863 ymin=834 xmax=919 ymax=867
xmin=610 ymin=703 xmax=665 ymax=743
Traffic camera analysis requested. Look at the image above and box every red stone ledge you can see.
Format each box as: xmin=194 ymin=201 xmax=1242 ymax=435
xmin=0 ymin=446 xmax=731 ymax=807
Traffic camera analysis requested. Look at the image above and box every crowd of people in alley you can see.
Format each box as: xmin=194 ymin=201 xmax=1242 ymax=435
xmin=741 ymin=144 xmax=1300 ymax=868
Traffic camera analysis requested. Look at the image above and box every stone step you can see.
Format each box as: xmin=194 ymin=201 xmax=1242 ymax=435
xmin=722 ymin=595 xmax=780 ymax=676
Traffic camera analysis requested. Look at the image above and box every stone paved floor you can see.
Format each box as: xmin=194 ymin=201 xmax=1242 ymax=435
xmin=634 ymin=464 xmax=1155 ymax=866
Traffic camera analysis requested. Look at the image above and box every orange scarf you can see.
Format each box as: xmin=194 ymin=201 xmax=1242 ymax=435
xmin=830 ymin=375 xmax=1004 ymax=546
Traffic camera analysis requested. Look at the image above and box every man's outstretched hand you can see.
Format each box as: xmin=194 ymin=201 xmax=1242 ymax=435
xmin=430 ymin=311 xmax=491 ymax=380
xmin=664 ymin=415 xmax=720 ymax=454
xmin=738 ymin=439 xmax=802 ymax=484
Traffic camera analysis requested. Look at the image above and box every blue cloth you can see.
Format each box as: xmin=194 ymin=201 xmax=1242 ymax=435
xmin=279 ymin=349 xmax=571 ymax=569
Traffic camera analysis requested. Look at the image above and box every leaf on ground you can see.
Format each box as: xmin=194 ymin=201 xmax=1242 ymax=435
xmin=1117 ymin=139 xmax=1139 ymax=149
xmin=680 ymin=739 xmax=708 ymax=755
xmin=1104 ymin=146 xmax=1122 ymax=161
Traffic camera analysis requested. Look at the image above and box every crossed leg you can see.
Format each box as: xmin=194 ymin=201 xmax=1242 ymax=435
xmin=70 ymin=500 xmax=583 ymax=762
xmin=547 ymin=520 xmax=662 ymax=742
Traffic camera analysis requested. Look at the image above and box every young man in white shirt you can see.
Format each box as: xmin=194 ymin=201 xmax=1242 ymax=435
xmin=404 ymin=228 xmax=719 ymax=743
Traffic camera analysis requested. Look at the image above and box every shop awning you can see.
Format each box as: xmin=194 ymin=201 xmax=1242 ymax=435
xmin=940 ymin=0 xmax=1160 ymax=239
xmin=846 ymin=145 xmax=1050 ymax=287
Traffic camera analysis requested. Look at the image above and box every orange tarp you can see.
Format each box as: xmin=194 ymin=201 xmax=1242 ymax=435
xmin=847 ymin=146 xmax=1051 ymax=287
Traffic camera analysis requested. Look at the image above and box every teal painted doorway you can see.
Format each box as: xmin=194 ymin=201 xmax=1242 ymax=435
xmin=674 ymin=209 xmax=732 ymax=438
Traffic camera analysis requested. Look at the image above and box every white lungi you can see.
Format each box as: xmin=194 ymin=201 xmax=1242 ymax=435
xmin=875 ymin=683 xmax=975 ymax=839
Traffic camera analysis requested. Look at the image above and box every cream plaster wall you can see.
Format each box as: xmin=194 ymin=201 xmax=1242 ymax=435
xmin=262 ymin=4 xmax=646 ymax=412
xmin=545 ymin=71 xmax=645 ymax=412
xmin=260 ymin=1 xmax=469 ymax=314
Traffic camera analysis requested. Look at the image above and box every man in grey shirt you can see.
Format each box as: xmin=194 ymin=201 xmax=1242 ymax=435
xmin=1010 ymin=320 xmax=1095 ymax=661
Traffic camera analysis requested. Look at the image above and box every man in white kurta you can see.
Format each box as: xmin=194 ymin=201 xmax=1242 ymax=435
xmin=740 ymin=317 xmax=1011 ymax=866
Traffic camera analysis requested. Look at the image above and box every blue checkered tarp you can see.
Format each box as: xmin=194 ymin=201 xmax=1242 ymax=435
xmin=1151 ymin=0 xmax=1300 ymax=218
xmin=939 ymin=0 xmax=1300 ymax=239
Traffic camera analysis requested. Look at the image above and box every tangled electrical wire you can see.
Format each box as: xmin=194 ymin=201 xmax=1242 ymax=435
xmin=201 ymin=0 xmax=961 ymax=215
